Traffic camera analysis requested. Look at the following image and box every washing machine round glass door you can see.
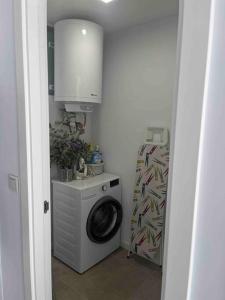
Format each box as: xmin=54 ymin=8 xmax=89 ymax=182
xmin=86 ymin=196 xmax=123 ymax=244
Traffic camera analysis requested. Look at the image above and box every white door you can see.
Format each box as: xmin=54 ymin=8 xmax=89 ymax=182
xmin=14 ymin=0 xmax=52 ymax=299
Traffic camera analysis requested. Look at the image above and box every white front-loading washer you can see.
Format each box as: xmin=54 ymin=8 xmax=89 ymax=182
xmin=52 ymin=173 xmax=122 ymax=273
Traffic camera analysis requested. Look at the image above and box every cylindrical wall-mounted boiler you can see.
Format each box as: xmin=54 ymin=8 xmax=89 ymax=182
xmin=54 ymin=19 xmax=103 ymax=104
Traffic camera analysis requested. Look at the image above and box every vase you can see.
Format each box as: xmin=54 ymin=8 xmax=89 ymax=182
xmin=58 ymin=168 xmax=73 ymax=182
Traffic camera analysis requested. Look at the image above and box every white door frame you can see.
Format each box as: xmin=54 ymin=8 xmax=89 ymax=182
xmin=14 ymin=0 xmax=52 ymax=299
xmin=13 ymin=0 xmax=217 ymax=299
xmin=162 ymin=0 xmax=216 ymax=299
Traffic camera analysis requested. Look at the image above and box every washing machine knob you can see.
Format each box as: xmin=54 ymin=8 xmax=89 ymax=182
xmin=102 ymin=185 xmax=107 ymax=192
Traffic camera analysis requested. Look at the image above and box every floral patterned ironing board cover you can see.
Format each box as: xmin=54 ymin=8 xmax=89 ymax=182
xmin=130 ymin=144 xmax=169 ymax=263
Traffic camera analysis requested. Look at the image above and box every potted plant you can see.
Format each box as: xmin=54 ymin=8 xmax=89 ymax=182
xmin=50 ymin=112 xmax=89 ymax=182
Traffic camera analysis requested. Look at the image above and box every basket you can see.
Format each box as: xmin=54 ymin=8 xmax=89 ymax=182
xmin=87 ymin=163 xmax=104 ymax=177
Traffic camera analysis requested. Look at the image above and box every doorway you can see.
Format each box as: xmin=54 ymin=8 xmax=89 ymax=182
xmin=47 ymin=1 xmax=179 ymax=300
xmin=11 ymin=0 xmax=222 ymax=299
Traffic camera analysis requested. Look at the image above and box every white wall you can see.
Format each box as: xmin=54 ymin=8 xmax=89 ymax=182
xmin=0 ymin=0 xmax=25 ymax=299
xmin=188 ymin=0 xmax=225 ymax=298
xmin=49 ymin=95 xmax=64 ymax=126
xmin=49 ymin=96 xmax=93 ymax=179
xmin=92 ymin=16 xmax=178 ymax=246
xmin=49 ymin=96 xmax=93 ymax=141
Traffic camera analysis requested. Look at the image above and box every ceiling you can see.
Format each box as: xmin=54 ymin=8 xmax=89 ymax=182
xmin=47 ymin=0 xmax=179 ymax=33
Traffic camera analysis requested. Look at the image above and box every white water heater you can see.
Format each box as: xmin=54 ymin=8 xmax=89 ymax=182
xmin=54 ymin=20 xmax=103 ymax=104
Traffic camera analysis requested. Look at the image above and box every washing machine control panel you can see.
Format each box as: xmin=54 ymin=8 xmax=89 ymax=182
xmin=110 ymin=179 xmax=120 ymax=187
xmin=101 ymin=179 xmax=120 ymax=192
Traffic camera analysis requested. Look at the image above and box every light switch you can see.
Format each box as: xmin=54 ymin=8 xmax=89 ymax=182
xmin=8 ymin=174 xmax=19 ymax=193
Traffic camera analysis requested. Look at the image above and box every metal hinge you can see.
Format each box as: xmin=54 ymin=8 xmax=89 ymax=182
xmin=44 ymin=201 xmax=50 ymax=214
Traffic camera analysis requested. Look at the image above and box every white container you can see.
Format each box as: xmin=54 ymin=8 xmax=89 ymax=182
xmin=54 ymin=20 xmax=103 ymax=104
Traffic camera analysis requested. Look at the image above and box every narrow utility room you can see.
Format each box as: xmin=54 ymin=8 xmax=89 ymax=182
xmin=47 ymin=0 xmax=179 ymax=299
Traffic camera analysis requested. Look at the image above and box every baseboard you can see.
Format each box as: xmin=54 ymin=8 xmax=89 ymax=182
xmin=121 ymin=240 xmax=130 ymax=250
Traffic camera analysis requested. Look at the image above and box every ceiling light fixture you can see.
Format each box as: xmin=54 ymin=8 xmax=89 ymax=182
xmin=101 ymin=0 xmax=114 ymax=3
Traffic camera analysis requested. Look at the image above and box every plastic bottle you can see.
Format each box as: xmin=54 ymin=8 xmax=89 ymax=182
xmin=92 ymin=145 xmax=103 ymax=164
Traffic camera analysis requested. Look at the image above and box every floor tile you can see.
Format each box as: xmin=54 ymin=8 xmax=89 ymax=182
xmin=52 ymin=248 xmax=162 ymax=300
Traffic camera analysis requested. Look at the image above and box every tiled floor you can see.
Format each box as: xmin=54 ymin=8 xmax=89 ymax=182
xmin=52 ymin=248 xmax=162 ymax=300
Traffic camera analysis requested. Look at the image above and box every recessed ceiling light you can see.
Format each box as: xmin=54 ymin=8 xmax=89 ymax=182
xmin=101 ymin=0 xmax=114 ymax=3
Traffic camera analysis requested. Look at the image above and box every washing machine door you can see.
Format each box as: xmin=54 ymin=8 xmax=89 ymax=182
xmin=86 ymin=196 xmax=123 ymax=244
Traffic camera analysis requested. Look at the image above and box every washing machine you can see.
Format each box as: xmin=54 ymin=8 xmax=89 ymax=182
xmin=52 ymin=173 xmax=123 ymax=273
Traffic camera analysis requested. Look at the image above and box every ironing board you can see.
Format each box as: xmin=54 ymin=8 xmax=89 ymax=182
xmin=129 ymin=144 xmax=169 ymax=265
